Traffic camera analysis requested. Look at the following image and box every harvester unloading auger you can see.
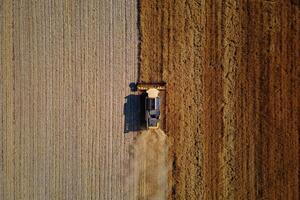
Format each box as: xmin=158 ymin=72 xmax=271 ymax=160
xmin=137 ymin=82 xmax=166 ymax=129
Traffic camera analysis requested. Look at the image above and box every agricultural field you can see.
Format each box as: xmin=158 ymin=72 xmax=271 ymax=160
xmin=140 ymin=0 xmax=299 ymax=199
xmin=1 ymin=0 xmax=299 ymax=200
xmin=0 ymin=0 xmax=139 ymax=199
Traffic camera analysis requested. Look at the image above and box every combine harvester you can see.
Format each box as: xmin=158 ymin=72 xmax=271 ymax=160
xmin=137 ymin=82 xmax=166 ymax=129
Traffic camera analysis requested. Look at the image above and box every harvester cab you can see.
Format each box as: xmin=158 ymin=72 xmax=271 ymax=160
xmin=137 ymin=83 xmax=166 ymax=129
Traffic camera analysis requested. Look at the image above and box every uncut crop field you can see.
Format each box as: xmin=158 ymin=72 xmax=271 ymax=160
xmin=140 ymin=0 xmax=299 ymax=199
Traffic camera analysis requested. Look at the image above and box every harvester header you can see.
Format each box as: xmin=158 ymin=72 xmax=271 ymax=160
xmin=137 ymin=82 xmax=166 ymax=91
xmin=136 ymin=82 xmax=166 ymax=129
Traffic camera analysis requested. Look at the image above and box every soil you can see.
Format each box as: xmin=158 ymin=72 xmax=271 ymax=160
xmin=140 ymin=0 xmax=299 ymax=199
xmin=0 ymin=0 xmax=139 ymax=199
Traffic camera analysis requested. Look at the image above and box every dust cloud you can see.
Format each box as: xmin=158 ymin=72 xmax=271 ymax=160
xmin=130 ymin=129 xmax=169 ymax=200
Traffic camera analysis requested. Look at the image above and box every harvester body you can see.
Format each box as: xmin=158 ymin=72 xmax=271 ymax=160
xmin=137 ymin=82 xmax=166 ymax=129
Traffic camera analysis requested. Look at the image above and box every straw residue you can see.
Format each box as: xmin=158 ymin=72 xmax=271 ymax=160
xmin=130 ymin=129 xmax=169 ymax=200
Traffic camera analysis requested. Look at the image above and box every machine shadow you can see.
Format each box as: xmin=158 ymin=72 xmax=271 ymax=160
xmin=123 ymin=83 xmax=146 ymax=133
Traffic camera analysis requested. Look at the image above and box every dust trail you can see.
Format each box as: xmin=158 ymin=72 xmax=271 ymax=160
xmin=130 ymin=129 xmax=169 ymax=200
